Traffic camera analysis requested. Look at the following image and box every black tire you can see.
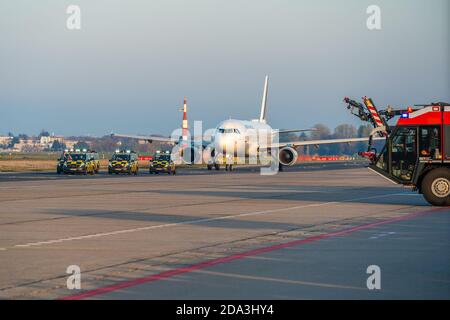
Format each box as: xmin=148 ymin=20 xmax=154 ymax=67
xmin=421 ymin=168 xmax=450 ymax=206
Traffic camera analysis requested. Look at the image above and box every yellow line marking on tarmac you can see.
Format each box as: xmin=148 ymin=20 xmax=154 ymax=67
xmin=7 ymin=193 xmax=411 ymax=250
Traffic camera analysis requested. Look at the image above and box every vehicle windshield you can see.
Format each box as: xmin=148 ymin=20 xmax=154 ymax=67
xmin=390 ymin=127 xmax=417 ymax=181
xmin=113 ymin=154 xmax=130 ymax=161
xmin=155 ymin=155 xmax=171 ymax=161
xmin=66 ymin=154 xmax=86 ymax=161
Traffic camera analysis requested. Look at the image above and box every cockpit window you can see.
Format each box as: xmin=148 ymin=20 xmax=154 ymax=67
xmin=217 ymin=128 xmax=240 ymax=134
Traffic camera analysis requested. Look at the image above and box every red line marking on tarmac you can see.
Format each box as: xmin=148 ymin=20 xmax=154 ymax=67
xmin=59 ymin=207 xmax=448 ymax=300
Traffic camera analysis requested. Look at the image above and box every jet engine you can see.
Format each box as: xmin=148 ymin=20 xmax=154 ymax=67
xmin=278 ymin=147 xmax=298 ymax=166
xmin=171 ymin=144 xmax=202 ymax=165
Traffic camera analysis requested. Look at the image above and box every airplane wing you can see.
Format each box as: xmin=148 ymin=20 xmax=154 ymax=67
xmin=272 ymin=128 xmax=317 ymax=134
xmin=111 ymin=133 xmax=177 ymax=144
xmin=260 ymin=136 xmax=385 ymax=149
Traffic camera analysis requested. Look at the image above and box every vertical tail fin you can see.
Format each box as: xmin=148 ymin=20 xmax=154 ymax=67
xmin=259 ymin=75 xmax=269 ymax=123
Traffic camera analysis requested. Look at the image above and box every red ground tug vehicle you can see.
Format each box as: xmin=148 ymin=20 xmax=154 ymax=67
xmin=344 ymin=97 xmax=450 ymax=206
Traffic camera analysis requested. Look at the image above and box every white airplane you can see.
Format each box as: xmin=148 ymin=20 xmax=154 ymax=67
xmin=203 ymin=76 xmax=377 ymax=171
xmin=113 ymin=76 xmax=377 ymax=171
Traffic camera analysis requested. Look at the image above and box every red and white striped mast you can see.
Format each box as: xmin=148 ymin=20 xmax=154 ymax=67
xmin=182 ymin=98 xmax=188 ymax=141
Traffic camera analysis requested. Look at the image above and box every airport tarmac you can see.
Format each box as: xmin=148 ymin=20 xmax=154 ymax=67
xmin=0 ymin=161 xmax=365 ymax=181
xmin=0 ymin=162 xmax=449 ymax=299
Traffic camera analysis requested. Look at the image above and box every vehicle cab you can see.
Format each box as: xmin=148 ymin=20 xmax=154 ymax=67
xmin=370 ymin=103 xmax=450 ymax=205
xmin=108 ymin=150 xmax=139 ymax=175
xmin=149 ymin=150 xmax=176 ymax=174
xmin=58 ymin=149 xmax=99 ymax=175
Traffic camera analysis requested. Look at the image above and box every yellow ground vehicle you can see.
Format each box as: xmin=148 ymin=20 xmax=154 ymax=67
xmin=108 ymin=150 xmax=139 ymax=175
xmin=149 ymin=151 xmax=176 ymax=175
xmin=57 ymin=149 xmax=100 ymax=175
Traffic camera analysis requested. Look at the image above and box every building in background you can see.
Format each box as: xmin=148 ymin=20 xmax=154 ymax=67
xmin=0 ymin=136 xmax=12 ymax=147
xmin=0 ymin=134 xmax=79 ymax=152
xmin=13 ymin=138 xmax=42 ymax=152
xmin=39 ymin=136 xmax=65 ymax=150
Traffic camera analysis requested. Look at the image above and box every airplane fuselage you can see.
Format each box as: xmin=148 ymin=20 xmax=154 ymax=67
xmin=212 ymin=119 xmax=274 ymax=158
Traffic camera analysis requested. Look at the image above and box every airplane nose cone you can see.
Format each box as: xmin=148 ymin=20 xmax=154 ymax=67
xmin=214 ymin=135 xmax=231 ymax=153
